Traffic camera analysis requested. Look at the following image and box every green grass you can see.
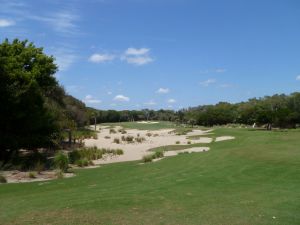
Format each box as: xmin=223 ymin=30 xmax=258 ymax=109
xmin=1 ymin=128 xmax=300 ymax=224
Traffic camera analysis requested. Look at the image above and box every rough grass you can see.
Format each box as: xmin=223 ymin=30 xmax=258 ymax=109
xmin=0 ymin=128 xmax=300 ymax=224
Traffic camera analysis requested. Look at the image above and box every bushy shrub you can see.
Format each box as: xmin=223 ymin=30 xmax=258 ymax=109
xmin=68 ymin=150 xmax=81 ymax=164
xmin=0 ymin=175 xmax=7 ymax=183
xmin=113 ymin=138 xmax=120 ymax=144
xmin=176 ymin=141 xmax=180 ymax=144
xmin=104 ymin=136 xmax=111 ymax=139
xmin=146 ymin=133 xmax=152 ymax=137
xmin=28 ymin=172 xmax=36 ymax=178
xmin=142 ymin=155 xmax=153 ymax=163
xmin=187 ymin=141 xmax=191 ymax=144
xmin=121 ymin=136 xmax=126 ymax=141
xmin=54 ymin=152 xmax=69 ymax=172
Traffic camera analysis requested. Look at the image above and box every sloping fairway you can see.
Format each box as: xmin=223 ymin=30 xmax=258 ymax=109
xmin=1 ymin=128 xmax=300 ymax=225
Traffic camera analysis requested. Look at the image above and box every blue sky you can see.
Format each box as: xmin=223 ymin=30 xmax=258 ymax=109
xmin=1 ymin=0 xmax=300 ymax=110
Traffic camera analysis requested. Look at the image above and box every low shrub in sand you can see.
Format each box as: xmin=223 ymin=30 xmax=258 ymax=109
xmin=135 ymin=136 xmax=146 ymax=143
xmin=152 ymin=151 xmax=164 ymax=159
xmin=54 ymin=152 xmax=69 ymax=172
xmin=142 ymin=155 xmax=153 ymax=163
xmin=176 ymin=141 xmax=181 ymax=144
xmin=187 ymin=141 xmax=192 ymax=144
xmin=113 ymin=138 xmax=120 ymax=144
xmin=142 ymin=151 xmax=164 ymax=163
xmin=68 ymin=147 xmax=124 ymax=167
xmin=110 ymin=128 xmax=117 ymax=134
xmin=104 ymin=136 xmax=111 ymax=139
xmin=118 ymin=129 xmax=127 ymax=134
xmin=0 ymin=175 xmax=7 ymax=183
xmin=146 ymin=132 xmax=152 ymax=137
xmin=28 ymin=171 xmax=36 ymax=178
xmin=116 ymin=149 xmax=124 ymax=155
xmin=125 ymin=136 xmax=134 ymax=143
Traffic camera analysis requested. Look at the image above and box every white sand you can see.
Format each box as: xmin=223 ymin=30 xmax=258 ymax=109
xmin=215 ymin=136 xmax=235 ymax=142
xmin=85 ymin=126 xmax=213 ymax=165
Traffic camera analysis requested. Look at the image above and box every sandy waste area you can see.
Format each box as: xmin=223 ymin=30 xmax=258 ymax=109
xmin=84 ymin=125 xmax=235 ymax=165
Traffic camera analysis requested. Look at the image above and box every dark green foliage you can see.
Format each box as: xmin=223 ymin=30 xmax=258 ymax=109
xmin=0 ymin=175 xmax=7 ymax=183
xmin=53 ymin=151 xmax=69 ymax=172
xmin=0 ymin=39 xmax=90 ymax=162
xmin=0 ymin=39 xmax=60 ymax=159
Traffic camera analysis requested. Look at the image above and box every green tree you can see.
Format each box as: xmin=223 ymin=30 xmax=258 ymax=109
xmin=0 ymin=39 xmax=59 ymax=161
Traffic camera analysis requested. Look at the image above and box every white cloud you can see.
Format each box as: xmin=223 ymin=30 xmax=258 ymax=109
xmin=125 ymin=48 xmax=150 ymax=56
xmin=122 ymin=55 xmax=153 ymax=66
xmin=0 ymin=19 xmax=15 ymax=27
xmin=84 ymin=95 xmax=101 ymax=104
xmin=107 ymin=91 xmax=112 ymax=95
xmin=167 ymin=99 xmax=176 ymax=104
xmin=200 ymin=79 xmax=217 ymax=87
xmin=29 ymin=10 xmax=79 ymax=36
xmin=89 ymin=53 xmax=115 ymax=63
xmin=144 ymin=100 xmax=157 ymax=106
xmin=113 ymin=95 xmax=130 ymax=102
xmin=156 ymin=88 xmax=170 ymax=94
xmin=122 ymin=47 xmax=153 ymax=66
xmin=296 ymin=75 xmax=300 ymax=81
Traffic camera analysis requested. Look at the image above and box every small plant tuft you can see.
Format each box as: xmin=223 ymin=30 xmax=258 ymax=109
xmin=55 ymin=170 xmax=64 ymax=179
xmin=142 ymin=155 xmax=153 ymax=163
xmin=28 ymin=172 xmax=36 ymax=179
xmin=176 ymin=141 xmax=181 ymax=144
xmin=113 ymin=138 xmax=120 ymax=144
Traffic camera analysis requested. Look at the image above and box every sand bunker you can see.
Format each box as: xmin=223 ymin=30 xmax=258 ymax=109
xmin=215 ymin=136 xmax=235 ymax=142
xmin=2 ymin=170 xmax=74 ymax=183
xmin=85 ymin=126 xmax=214 ymax=165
